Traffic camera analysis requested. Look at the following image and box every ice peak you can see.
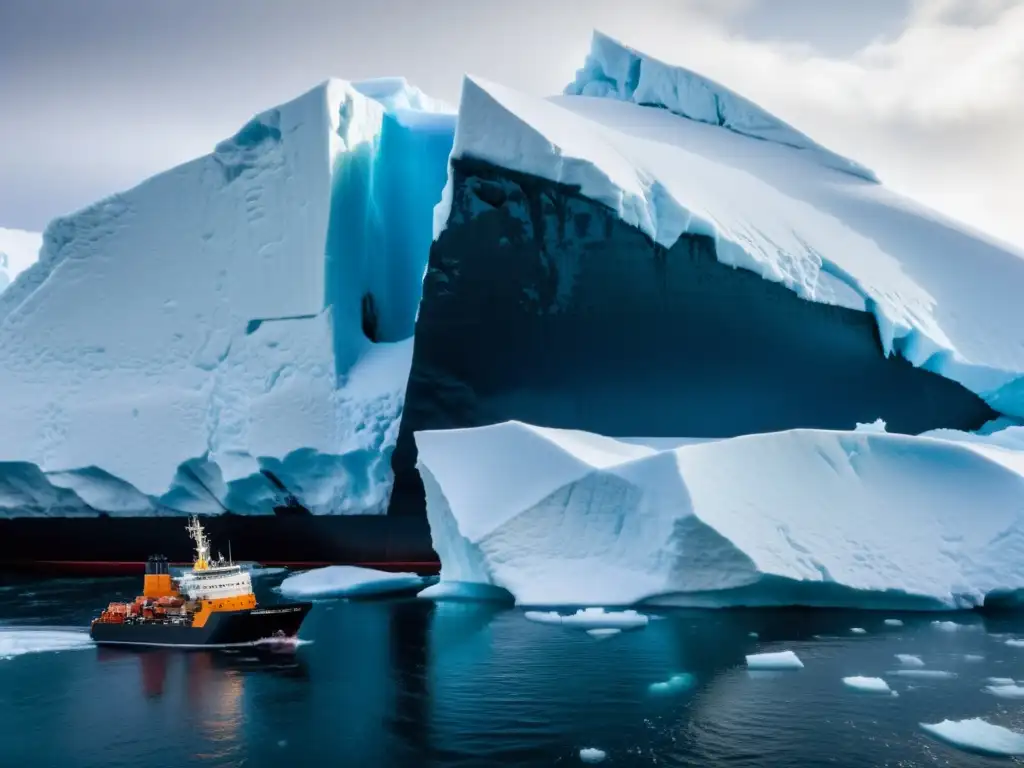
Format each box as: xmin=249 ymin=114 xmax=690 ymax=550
xmin=565 ymin=31 xmax=878 ymax=182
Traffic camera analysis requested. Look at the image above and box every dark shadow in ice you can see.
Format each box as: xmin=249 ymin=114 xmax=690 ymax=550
xmin=389 ymin=158 xmax=996 ymax=516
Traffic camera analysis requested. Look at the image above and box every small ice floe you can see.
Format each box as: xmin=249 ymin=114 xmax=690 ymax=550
xmin=579 ymin=747 xmax=607 ymax=764
xmin=987 ymin=677 xmax=1016 ymax=686
xmin=1005 ymin=639 xmax=1024 ymax=648
xmin=748 ymin=631 xmax=759 ymax=638
xmin=586 ymin=628 xmax=621 ymax=639
xmin=524 ymin=608 xmax=649 ymax=630
xmin=884 ymin=619 xmax=904 ymax=627
xmin=985 ymin=684 xmax=1024 ymax=699
xmin=746 ymin=651 xmax=803 ymax=670
xmin=896 ymin=654 xmax=925 ymax=668
xmin=277 ymin=740 xmax=287 ymax=748
xmin=648 ymin=673 xmax=696 ymax=695
xmin=920 ymin=718 xmax=1024 ymax=757
xmin=842 ymin=676 xmax=896 ymax=696
xmin=931 ymin=620 xmax=969 ymax=632
xmin=416 ymin=581 xmax=512 ymax=602
xmin=889 ymin=669 xmax=957 ymax=680
xmin=277 ymin=566 xmax=426 ymax=600
xmin=963 ymin=654 xmax=984 ymax=662
xmin=0 ymin=628 xmax=94 ymax=660
xmin=850 ymin=627 xmax=867 ymax=635
xmin=249 ymin=566 xmax=288 ymax=578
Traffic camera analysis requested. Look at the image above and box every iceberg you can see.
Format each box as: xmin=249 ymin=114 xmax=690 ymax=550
xmin=0 ymin=78 xmax=454 ymax=519
xmin=415 ymin=420 xmax=1024 ymax=609
xmin=0 ymin=228 xmax=41 ymax=294
xmin=277 ymin=565 xmax=426 ymax=599
xmin=920 ymin=718 xmax=1024 ymax=758
xmin=394 ymin=32 xmax=1020 ymax=517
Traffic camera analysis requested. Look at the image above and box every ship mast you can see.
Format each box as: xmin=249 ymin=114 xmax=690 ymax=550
xmin=186 ymin=515 xmax=210 ymax=571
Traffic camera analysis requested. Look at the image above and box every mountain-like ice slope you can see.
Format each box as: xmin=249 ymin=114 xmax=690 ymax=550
xmin=0 ymin=228 xmax=41 ymax=294
xmin=415 ymin=420 xmax=1024 ymax=609
xmin=0 ymin=78 xmax=454 ymax=517
xmin=435 ymin=32 xmax=1024 ymax=419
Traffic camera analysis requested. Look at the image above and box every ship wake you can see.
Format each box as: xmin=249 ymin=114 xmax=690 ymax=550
xmin=0 ymin=626 xmax=94 ymax=660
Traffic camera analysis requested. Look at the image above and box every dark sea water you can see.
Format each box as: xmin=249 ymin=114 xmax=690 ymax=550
xmin=2 ymin=573 xmax=1024 ymax=767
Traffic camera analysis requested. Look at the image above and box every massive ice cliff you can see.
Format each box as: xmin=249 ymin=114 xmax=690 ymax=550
xmin=0 ymin=78 xmax=454 ymax=517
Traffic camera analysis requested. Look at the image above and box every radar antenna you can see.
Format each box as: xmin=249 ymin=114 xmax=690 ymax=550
xmin=186 ymin=515 xmax=211 ymax=571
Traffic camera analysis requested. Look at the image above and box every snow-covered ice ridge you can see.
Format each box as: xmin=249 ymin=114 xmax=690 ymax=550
xmin=436 ymin=31 xmax=1024 ymax=420
xmin=0 ymin=78 xmax=454 ymax=516
xmin=415 ymin=420 xmax=1024 ymax=609
xmin=0 ymin=228 xmax=41 ymax=295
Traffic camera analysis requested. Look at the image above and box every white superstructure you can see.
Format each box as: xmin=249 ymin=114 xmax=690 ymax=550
xmin=176 ymin=516 xmax=253 ymax=601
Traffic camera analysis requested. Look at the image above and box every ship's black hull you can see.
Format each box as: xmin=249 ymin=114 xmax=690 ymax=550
xmin=0 ymin=514 xmax=438 ymax=576
xmin=89 ymin=602 xmax=312 ymax=647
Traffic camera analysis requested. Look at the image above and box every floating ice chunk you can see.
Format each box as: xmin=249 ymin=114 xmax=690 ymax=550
xmin=889 ymin=669 xmax=957 ymax=679
xmin=648 ymin=673 xmax=696 ymax=695
xmin=0 ymin=628 xmax=93 ymax=660
xmin=988 ymin=678 xmax=1017 ymax=686
xmin=277 ymin=566 xmax=425 ymax=599
xmin=1005 ymin=639 xmax=1024 ymax=648
xmin=985 ymin=684 xmax=1024 ymax=699
xmin=586 ymin=628 xmax=622 ymax=639
xmin=932 ymin=621 xmax=970 ymax=632
xmin=524 ymin=608 xmax=649 ymax=629
xmin=842 ymin=676 xmax=895 ymax=695
xmin=963 ymin=654 xmax=984 ymax=662
xmin=579 ymin=747 xmax=607 ymax=764
xmin=850 ymin=627 xmax=867 ymax=634
xmin=417 ymin=581 xmax=513 ymax=602
xmin=896 ymin=654 xmax=925 ymax=667
xmin=920 ymin=718 xmax=1024 ymax=757
xmin=884 ymin=619 xmax=904 ymax=627
xmin=855 ymin=419 xmax=888 ymax=433
xmin=748 ymin=632 xmax=759 ymax=638
xmin=746 ymin=651 xmax=803 ymax=670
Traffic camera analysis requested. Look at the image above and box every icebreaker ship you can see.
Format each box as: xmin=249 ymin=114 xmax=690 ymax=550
xmin=2 ymin=31 xmax=1023 ymax=572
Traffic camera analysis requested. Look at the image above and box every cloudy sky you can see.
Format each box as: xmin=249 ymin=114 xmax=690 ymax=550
xmin=2 ymin=0 xmax=1021 ymax=248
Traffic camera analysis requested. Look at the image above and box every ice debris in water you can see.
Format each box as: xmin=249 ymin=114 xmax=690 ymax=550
xmin=842 ymin=676 xmax=896 ymax=695
xmin=988 ymin=677 xmax=1016 ymax=686
xmin=884 ymin=619 xmax=904 ymax=627
xmin=963 ymin=654 xmax=984 ymax=662
xmin=586 ymin=628 xmax=622 ymax=639
xmin=524 ymin=608 xmax=649 ymax=629
xmin=850 ymin=627 xmax=867 ymax=634
xmin=648 ymin=673 xmax=696 ymax=695
xmin=0 ymin=628 xmax=94 ymax=660
xmin=1005 ymin=639 xmax=1024 ymax=648
xmin=278 ymin=566 xmax=426 ymax=599
xmin=985 ymin=684 xmax=1024 ymax=699
xmin=896 ymin=654 xmax=925 ymax=667
xmin=889 ymin=669 xmax=957 ymax=680
xmin=748 ymin=632 xmax=759 ymax=638
xmin=932 ymin=621 xmax=967 ymax=632
xmin=579 ymin=747 xmax=607 ymax=764
xmin=920 ymin=718 xmax=1024 ymax=757
xmin=746 ymin=651 xmax=803 ymax=670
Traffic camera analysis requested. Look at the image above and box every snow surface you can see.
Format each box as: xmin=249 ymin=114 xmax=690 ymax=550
xmin=920 ymin=718 xmax=1024 ymax=757
xmin=415 ymin=420 xmax=1024 ymax=609
xmin=0 ymin=628 xmax=93 ymax=660
xmin=0 ymin=227 xmax=41 ymax=294
xmin=0 ymin=78 xmax=452 ymax=517
xmin=277 ymin=565 xmax=426 ymax=599
xmin=746 ymin=651 xmax=803 ymax=670
xmin=842 ymin=676 xmax=894 ymax=695
xmin=436 ymin=32 xmax=1024 ymax=419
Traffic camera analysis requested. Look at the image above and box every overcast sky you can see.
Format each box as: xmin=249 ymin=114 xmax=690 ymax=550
xmin=1 ymin=0 xmax=1021 ymax=249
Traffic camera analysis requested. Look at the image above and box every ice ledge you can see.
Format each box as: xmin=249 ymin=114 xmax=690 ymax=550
xmin=416 ymin=420 xmax=1024 ymax=610
xmin=566 ymin=31 xmax=878 ymax=182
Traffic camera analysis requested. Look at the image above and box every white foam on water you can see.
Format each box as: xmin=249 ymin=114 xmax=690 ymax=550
xmin=0 ymin=628 xmax=94 ymax=660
